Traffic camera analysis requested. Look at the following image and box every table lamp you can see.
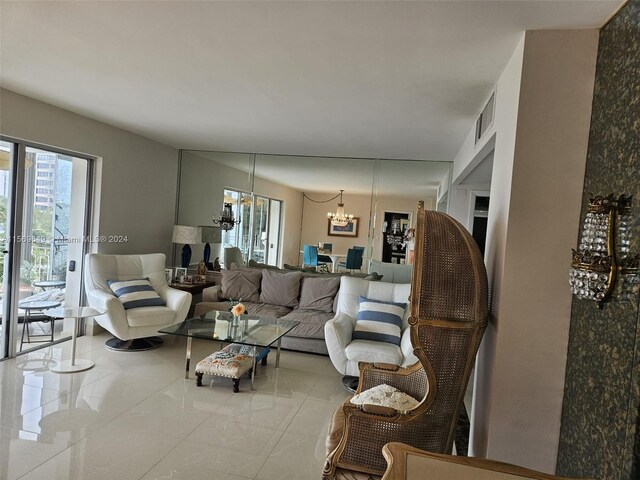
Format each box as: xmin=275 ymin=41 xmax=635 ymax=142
xmin=172 ymin=225 xmax=202 ymax=268
xmin=200 ymin=225 xmax=222 ymax=267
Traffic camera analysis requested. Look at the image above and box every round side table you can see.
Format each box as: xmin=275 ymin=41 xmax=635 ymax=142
xmin=47 ymin=306 xmax=105 ymax=373
xmin=33 ymin=280 xmax=66 ymax=291
xmin=18 ymin=299 xmax=62 ymax=351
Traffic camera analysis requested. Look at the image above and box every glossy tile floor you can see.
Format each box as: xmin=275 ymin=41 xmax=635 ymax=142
xmin=0 ymin=332 xmax=349 ymax=480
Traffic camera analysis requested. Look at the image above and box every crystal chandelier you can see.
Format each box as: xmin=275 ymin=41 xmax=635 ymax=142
xmin=213 ymin=202 xmax=239 ymax=231
xmin=569 ymin=194 xmax=639 ymax=307
xmin=327 ymin=190 xmax=354 ymax=227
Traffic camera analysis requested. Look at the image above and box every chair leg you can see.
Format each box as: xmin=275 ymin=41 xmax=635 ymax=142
xmin=20 ymin=318 xmax=27 ymax=351
xmin=233 ymin=378 xmax=240 ymax=393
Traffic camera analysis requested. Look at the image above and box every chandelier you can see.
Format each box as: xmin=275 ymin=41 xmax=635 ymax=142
xmin=213 ymin=202 xmax=239 ymax=231
xmin=327 ymin=190 xmax=354 ymax=227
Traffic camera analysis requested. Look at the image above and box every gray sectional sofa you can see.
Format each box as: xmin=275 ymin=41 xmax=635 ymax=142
xmin=194 ymin=265 xmax=344 ymax=354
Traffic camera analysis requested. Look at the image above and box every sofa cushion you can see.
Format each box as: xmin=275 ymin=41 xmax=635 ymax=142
xmin=260 ymin=269 xmax=303 ymax=308
xmin=298 ymin=276 xmax=340 ymax=313
xmin=126 ymin=306 xmax=176 ymax=327
xmin=345 ymin=339 xmax=402 ymax=366
xmin=220 ymin=269 xmax=261 ymax=303
xmin=281 ymin=309 xmax=335 ymax=339
xmin=352 ymin=296 xmax=406 ymax=346
xmin=107 ymin=278 xmax=165 ymax=310
xmin=244 ymin=302 xmax=292 ymax=318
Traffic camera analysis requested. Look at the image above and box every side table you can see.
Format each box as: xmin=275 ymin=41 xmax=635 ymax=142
xmin=169 ymin=281 xmax=217 ymax=316
xmin=18 ymin=299 xmax=61 ymax=351
xmin=168 ymin=281 xmax=216 ymax=295
xmin=47 ymin=306 xmax=105 ymax=373
xmin=33 ymin=280 xmax=66 ymax=291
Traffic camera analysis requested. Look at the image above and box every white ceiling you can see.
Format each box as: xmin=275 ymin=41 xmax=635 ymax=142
xmin=0 ymin=1 xmax=620 ymax=163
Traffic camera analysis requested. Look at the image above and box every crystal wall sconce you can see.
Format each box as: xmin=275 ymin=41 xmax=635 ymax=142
xmin=569 ymin=194 xmax=639 ymax=307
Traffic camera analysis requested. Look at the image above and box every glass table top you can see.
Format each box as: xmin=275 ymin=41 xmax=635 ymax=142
xmin=159 ymin=310 xmax=299 ymax=348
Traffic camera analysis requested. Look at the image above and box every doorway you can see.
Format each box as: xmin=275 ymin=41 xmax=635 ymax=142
xmin=382 ymin=211 xmax=411 ymax=264
xmin=0 ymin=139 xmax=93 ymax=359
xmin=469 ymin=194 xmax=489 ymax=257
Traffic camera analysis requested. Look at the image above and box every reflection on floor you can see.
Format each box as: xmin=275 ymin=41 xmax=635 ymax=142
xmin=0 ymin=332 xmax=348 ymax=480
xmin=14 ymin=317 xmax=68 ymax=354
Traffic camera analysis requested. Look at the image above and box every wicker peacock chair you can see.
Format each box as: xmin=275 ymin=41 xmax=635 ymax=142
xmin=323 ymin=202 xmax=489 ymax=479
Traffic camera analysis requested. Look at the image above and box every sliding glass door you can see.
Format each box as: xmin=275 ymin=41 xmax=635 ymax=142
xmin=252 ymin=195 xmax=282 ymax=266
xmin=0 ymin=139 xmax=92 ymax=359
xmin=220 ymin=188 xmax=283 ymax=267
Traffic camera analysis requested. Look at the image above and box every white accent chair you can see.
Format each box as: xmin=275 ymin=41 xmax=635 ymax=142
xmin=369 ymin=259 xmax=413 ymax=283
xmin=84 ymin=253 xmax=191 ymax=351
xmin=324 ymin=276 xmax=416 ymax=378
xmin=223 ymin=247 xmax=245 ymax=269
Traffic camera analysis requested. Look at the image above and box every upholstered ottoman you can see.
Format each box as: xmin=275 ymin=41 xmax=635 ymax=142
xmin=195 ymin=344 xmax=270 ymax=392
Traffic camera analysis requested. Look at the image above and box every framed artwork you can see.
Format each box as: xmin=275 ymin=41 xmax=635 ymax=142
xmin=164 ymin=268 xmax=173 ymax=283
xmin=174 ymin=267 xmax=187 ymax=281
xmin=194 ymin=274 xmax=206 ymax=284
xmin=328 ymin=218 xmax=359 ymax=237
xmin=181 ymin=275 xmax=193 ymax=284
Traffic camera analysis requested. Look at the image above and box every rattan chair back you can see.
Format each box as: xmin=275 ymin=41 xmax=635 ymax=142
xmin=323 ymin=202 xmax=489 ymax=479
xmin=408 ymin=202 xmax=489 ymax=452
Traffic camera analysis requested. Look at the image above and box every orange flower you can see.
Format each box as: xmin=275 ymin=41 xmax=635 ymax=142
xmin=231 ymin=303 xmax=245 ymax=317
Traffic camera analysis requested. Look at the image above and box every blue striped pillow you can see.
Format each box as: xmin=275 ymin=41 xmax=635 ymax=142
xmin=352 ymin=296 xmax=406 ymax=346
xmin=107 ymin=278 xmax=165 ymax=310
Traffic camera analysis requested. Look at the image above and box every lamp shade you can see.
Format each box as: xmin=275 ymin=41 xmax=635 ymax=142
xmin=200 ymin=225 xmax=222 ymax=265
xmin=172 ymin=225 xmax=202 ymax=245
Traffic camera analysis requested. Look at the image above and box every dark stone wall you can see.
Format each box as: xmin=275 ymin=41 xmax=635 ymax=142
xmin=557 ymin=2 xmax=640 ymax=479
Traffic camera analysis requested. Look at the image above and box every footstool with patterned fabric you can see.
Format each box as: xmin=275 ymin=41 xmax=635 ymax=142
xmin=195 ymin=344 xmax=270 ymax=392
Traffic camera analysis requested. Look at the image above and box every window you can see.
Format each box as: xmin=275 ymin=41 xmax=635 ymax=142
xmin=221 ymin=188 xmax=283 ymax=267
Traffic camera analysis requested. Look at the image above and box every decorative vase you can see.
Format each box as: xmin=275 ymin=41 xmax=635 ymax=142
xmin=203 ymin=242 xmax=211 ymax=264
xmin=180 ymin=244 xmax=192 ymax=268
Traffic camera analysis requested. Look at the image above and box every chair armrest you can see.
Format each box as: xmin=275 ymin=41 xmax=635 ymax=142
xmin=164 ymin=287 xmax=191 ymax=318
xmin=87 ymin=290 xmax=129 ymax=337
xmin=202 ymin=285 xmax=222 ymax=302
xmin=87 ymin=289 xmax=124 ymax=317
xmin=328 ymin=402 xmax=409 ymax=476
xmin=325 ymin=313 xmax=356 ymax=374
xmin=325 ymin=313 xmax=355 ymax=350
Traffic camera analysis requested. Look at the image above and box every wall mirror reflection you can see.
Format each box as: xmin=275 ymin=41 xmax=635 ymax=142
xmin=176 ymin=150 xmax=451 ymax=282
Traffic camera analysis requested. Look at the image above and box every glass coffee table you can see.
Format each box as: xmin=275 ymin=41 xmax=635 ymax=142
xmin=159 ymin=310 xmax=299 ymax=379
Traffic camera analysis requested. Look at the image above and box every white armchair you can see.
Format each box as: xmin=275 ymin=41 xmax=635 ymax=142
xmin=324 ymin=276 xmax=416 ymax=379
xmin=84 ymin=253 xmax=191 ymax=351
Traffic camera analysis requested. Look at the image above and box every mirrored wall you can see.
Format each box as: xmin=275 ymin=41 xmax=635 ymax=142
xmin=176 ymin=150 xmax=452 ymax=275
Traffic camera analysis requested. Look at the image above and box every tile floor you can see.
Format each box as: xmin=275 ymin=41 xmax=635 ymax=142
xmin=0 ymin=332 xmax=349 ymax=480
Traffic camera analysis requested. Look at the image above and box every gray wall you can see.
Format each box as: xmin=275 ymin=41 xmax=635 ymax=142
xmin=557 ymin=2 xmax=640 ymax=479
xmin=0 ymin=88 xmax=179 ymax=259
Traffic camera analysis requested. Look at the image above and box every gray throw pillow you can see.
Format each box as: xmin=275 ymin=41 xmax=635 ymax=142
xmin=220 ymin=269 xmax=262 ymax=303
xmin=260 ymin=269 xmax=303 ymax=308
xmin=298 ymin=276 xmax=341 ymax=313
